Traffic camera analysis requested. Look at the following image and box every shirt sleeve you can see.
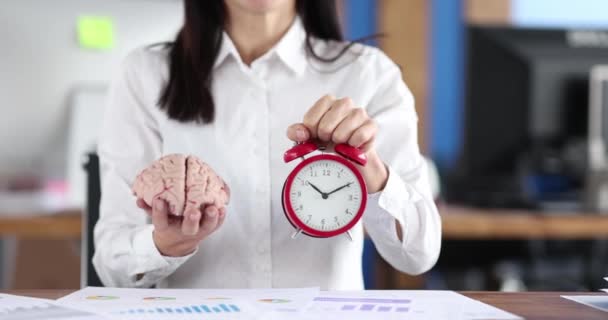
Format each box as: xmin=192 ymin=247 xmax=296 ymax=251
xmin=361 ymin=49 xmax=442 ymax=275
xmin=92 ymin=48 xmax=195 ymax=288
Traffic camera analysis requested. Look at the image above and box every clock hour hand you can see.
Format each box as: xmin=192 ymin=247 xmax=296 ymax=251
xmin=326 ymin=182 xmax=353 ymax=197
xmin=307 ymin=181 xmax=329 ymax=199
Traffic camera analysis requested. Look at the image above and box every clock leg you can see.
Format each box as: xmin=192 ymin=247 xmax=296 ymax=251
xmin=291 ymin=228 xmax=303 ymax=239
xmin=345 ymin=230 xmax=353 ymax=242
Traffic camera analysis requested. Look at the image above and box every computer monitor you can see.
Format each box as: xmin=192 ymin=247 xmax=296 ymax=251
xmin=447 ymin=26 xmax=608 ymax=209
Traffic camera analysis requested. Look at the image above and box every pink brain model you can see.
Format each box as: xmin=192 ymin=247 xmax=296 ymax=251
xmin=132 ymin=154 xmax=229 ymax=216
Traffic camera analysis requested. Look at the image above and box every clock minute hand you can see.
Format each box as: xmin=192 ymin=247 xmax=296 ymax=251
xmin=326 ymin=182 xmax=353 ymax=197
xmin=307 ymin=181 xmax=329 ymax=199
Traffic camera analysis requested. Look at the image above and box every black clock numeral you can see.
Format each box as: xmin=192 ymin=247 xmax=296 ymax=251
xmin=321 ymin=219 xmax=325 ymax=225
xmin=345 ymin=209 xmax=352 ymax=215
xmin=322 ymin=169 xmax=331 ymax=176
xmin=348 ymin=195 xmax=353 ymax=201
xmin=310 ymin=170 xmax=318 ymax=177
xmin=297 ymin=191 xmax=301 ymax=197
xmin=306 ymin=215 xmax=312 ymax=223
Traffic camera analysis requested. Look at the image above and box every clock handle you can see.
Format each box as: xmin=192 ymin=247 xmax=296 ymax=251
xmin=283 ymin=141 xmax=318 ymax=163
xmin=335 ymin=144 xmax=367 ymax=166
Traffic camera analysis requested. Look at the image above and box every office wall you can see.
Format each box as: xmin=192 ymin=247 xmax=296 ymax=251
xmin=0 ymin=0 xmax=182 ymax=178
xmin=466 ymin=0 xmax=510 ymax=25
xmin=379 ymin=0 xmax=429 ymax=152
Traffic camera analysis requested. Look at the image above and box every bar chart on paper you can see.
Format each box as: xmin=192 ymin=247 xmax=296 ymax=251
xmin=113 ymin=303 xmax=244 ymax=319
xmin=311 ymin=297 xmax=411 ymax=313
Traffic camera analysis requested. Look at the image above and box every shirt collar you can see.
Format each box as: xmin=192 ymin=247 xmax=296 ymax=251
xmin=213 ymin=16 xmax=308 ymax=75
xmin=213 ymin=32 xmax=238 ymax=70
xmin=273 ymin=16 xmax=307 ymax=75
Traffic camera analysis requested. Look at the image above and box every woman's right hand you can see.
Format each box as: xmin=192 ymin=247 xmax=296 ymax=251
xmin=137 ymin=198 xmax=226 ymax=257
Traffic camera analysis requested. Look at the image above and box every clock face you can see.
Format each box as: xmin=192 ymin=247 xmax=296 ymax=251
xmin=283 ymin=154 xmax=367 ymax=237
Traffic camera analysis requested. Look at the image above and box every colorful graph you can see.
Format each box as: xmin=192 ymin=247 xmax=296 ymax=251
xmin=86 ymin=295 xmax=119 ymax=300
xmin=258 ymin=298 xmax=291 ymax=304
xmin=116 ymin=303 xmax=241 ymax=315
xmin=143 ymin=297 xmax=176 ymax=301
xmin=340 ymin=304 xmax=409 ymax=312
xmin=313 ymin=297 xmax=410 ymax=313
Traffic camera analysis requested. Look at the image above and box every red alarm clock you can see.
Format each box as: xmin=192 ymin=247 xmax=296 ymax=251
xmin=282 ymin=141 xmax=368 ymax=239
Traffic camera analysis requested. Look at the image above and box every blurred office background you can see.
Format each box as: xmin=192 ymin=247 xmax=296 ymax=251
xmin=2 ymin=0 xmax=608 ymax=291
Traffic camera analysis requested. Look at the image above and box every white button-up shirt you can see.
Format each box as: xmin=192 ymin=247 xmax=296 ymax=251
xmin=93 ymin=17 xmax=441 ymax=290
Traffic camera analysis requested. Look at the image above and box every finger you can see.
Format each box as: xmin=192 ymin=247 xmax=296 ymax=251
xmin=348 ymin=119 xmax=377 ymax=149
xmin=181 ymin=207 xmax=202 ymax=236
xmin=332 ymin=108 xmax=368 ymax=144
xmin=151 ymin=198 xmax=169 ymax=231
xmin=317 ymin=98 xmax=354 ymax=142
xmin=302 ymin=94 xmax=335 ymax=139
xmin=359 ymin=136 xmax=376 ymax=152
xmin=286 ymin=123 xmax=311 ymax=142
xmin=214 ymin=208 xmax=227 ymax=231
xmin=136 ymin=199 xmax=152 ymax=216
xmin=199 ymin=206 xmax=220 ymax=235
xmin=136 ymin=198 xmax=149 ymax=210
xmin=183 ymin=199 xmax=202 ymax=216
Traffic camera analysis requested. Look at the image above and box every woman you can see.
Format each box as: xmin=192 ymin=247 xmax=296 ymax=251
xmin=93 ymin=0 xmax=441 ymax=289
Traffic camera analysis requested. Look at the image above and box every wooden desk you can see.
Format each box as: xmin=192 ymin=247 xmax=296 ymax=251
xmin=0 ymin=209 xmax=81 ymax=239
xmin=3 ymin=290 xmax=606 ymax=320
xmin=466 ymin=292 xmax=606 ymax=320
xmin=0 ymin=209 xmax=82 ymax=288
xmin=441 ymin=205 xmax=608 ymax=240
xmin=4 ymin=206 xmax=608 ymax=290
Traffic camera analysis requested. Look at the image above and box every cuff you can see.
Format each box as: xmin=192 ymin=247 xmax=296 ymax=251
xmin=363 ymin=165 xmax=421 ymax=247
xmin=130 ymin=225 xmax=197 ymax=286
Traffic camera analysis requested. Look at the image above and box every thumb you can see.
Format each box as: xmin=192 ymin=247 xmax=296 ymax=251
xmin=286 ymin=123 xmax=311 ymax=142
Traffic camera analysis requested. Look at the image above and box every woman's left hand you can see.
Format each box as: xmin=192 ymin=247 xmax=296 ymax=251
xmin=287 ymin=95 xmax=388 ymax=193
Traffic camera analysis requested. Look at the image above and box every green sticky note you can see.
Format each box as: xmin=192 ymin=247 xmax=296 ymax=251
xmin=77 ymin=16 xmax=115 ymax=50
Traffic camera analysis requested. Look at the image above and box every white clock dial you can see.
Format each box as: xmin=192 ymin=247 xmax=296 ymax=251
xmin=288 ymin=159 xmax=363 ymax=232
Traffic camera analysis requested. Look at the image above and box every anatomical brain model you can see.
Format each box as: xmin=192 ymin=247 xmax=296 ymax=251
xmin=132 ymin=154 xmax=229 ymax=216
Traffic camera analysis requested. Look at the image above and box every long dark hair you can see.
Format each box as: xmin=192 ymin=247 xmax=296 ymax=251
xmin=158 ymin=0 xmax=345 ymax=124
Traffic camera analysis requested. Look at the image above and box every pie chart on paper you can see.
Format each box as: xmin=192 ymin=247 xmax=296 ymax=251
xmin=143 ymin=297 xmax=176 ymax=301
xmin=258 ymin=299 xmax=292 ymax=304
xmin=86 ymin=295 xmax=119 ymax=300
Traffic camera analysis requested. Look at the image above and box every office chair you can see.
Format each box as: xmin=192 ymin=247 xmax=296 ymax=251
xmin=82 ymin=152 xmax=104 ymax=287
